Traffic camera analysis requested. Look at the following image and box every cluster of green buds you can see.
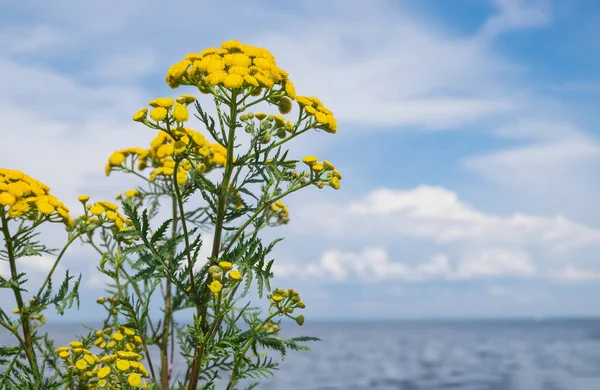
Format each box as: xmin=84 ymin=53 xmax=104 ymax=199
xmin=301 ymin=156 xmax=342 ymax=190
xmin=268 ymin=288 xmax=306 ymax=326
xmin=240 ymin=112 xmax=295 ymax=143
xmin=207 ymin=261 xmax=243 ymax=295
xmin=96 ymin=296 xmax=121 ymax=317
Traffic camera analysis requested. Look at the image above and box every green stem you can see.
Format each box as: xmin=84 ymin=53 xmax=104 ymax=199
xmin=187 ymin=91 xmax=239 ymax=390
xmin=0 ymin=212 xmax=40 ymax=381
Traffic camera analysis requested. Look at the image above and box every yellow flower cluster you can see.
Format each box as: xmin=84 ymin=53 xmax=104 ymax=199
xmin=80 ymin=199 xmax=132 ymax=232
xmin=301 ymin=156 xmax=342 ymax=190
xmin=296 ymin=96 xmax=337 ymax=134
xmin=270 ymin=200 xmax=289 ymax=224
xmin=106 ymin=126 xmax=229 ymax=186
xmin=0 ymin=168 xmax=71 ymax=226
xmin=269 ymin=288 xmax=306 ymax=326
xmin=165 ymin=40 xmax=296 ymax=99
xmin=132 ymin=95 xmax=195 ymax=125
xmin=206 ymin=261 xmax=243 ymax=295
xmin=57 ymin=330 xmax=150 ymax=388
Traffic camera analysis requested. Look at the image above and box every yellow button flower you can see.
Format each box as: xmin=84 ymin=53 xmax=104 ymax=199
xmin=218 ymin=261 xmax=233 ymax=271
xmin=97 ymin=366 xmax=111 ymax=379
xmin=132 ymin=108 xmax=148 ymax=122
xmin=229 ymin=270 xmax=242 ymax=281
xmin=116 ymin=359 xmax=131 ymax=371
xmin=172 ymin=104 xmax=189 ymax=122
xmin=149 ymin=107 xmax=168 ymax=122
xmin=302 ymin=156 xmax=318 ymax=165
xmin=128 ymin=372 xmax=142 ymax=387
xmin=209 ymin=280 xmax=223 ymax=294
xmin=75 ymin=359 xmax=87 ymax=370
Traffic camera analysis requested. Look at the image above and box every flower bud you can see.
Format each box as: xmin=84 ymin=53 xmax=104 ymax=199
xmin=97 ymin=297 xmax=106 ymax=304
xmin=295 ymin=315 xmax=305 ymax=326
xmin=277 ymin=97 xmax=293 ymax=115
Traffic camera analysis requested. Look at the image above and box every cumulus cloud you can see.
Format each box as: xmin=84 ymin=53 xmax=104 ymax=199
xmin=273 ymin=246 xmax=536 ymax=282
xmin=297 ymin=185 xmax=600 ymax=250
xmin=276 ymin=185 xmax=600 ymax=283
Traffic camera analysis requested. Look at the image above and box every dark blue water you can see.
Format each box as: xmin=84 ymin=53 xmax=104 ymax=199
xmin=3 ymin=319 xmax=600 ymax=389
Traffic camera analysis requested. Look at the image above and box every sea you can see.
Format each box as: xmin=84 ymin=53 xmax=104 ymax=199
xmin=2 ymin=319 xmax=600 ymax=390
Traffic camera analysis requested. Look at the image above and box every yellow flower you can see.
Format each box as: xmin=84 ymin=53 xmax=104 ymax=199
xmin=59 ymin=351 xmax=70 ymax=359
xmin=122 ymin=327 xmax=136 ymax=336
xmin=97 ymin=366 xmax=111 ymax=379
xmin=70 ymin=341 xmax=83 ymax=348
xmin=98 ymin=201 xmax=118 ymax=211
xmin=209 ymin=280 xmax=223 ymax=294
xmin=173 ymin=141 xmax=187 ymax=154
xmin=149 ymin=107 xmax=168 ymax=121
xmin=128 ymin=372 xmax=142 ymax=387
xmin=172 ymin=104 xmax=189 ymax=122
xmin=331 ymin=176 xmax=340 ymax=190
xmin=89 ymin=204 xmax=105 ymax=216
xmin=148 ymin=98 xmax=175 ymax=108
xmin=204 ymin=70 xmax=227 ymax=85
xmin=108 ymin=153 xmax=125 ymax=168
xmin=75 ymin=359 xmax=88 ymax=370
xmin=323 ymin=160 xmax=335 ymax=170
xmin=97 ymin=379 xmax=107 ymax=388
xmin=272 ymin=294 xmax=283 ymax=302
xmin=133 ymin=108 xmax=148 ymax=122
xmin=223 ymin=73 xmax=244 ymax=89
xmin=116 ymin=359 xmax=131 ymax=371
xmin=78 ymin=195 xmax=90 ymax=203
xmin=229 ymin=270 xmax=242 ymax=281
xmin=285 ymin=81 xmax=296 ymax=99
xmin=311 ymin=163 xmax=323 ymax=173
xmin=0 ymin=192 xmax=16 ymax=206
xmin=302 ymin=156 xmax=318 ymax=165
xmin=255 ymin=112 xmax=267 ymax=120
xmin=37 ymin=201 xmax=55 ymax=215
xmin=219 ymin=261 xmax=233 ymax=271
xmin=124 ymin=189 xmax=139 ymax=198
xmin=112 ymin=332 xmax=124 ymax=341
xmin=83 ymin=354 xmax=95 ymax=365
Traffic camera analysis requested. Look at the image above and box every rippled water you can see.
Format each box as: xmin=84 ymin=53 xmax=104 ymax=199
xmin=2 ymin=319 xmax=600 ymax=389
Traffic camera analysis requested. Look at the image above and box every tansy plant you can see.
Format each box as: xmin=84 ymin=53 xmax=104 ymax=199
xmin=0 ymin=39 xmax=342 ymax=390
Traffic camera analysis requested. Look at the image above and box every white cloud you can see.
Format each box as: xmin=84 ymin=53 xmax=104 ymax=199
xmin=550 ymin=265 xmax=600 ymax=282
xmin=480 ymin=0 xmax=552 ymax=38
xmin=323 ymin=185 xmax=600 ymax=250
xmin=274 ymin=246 xmax=536 ymax=282
xmin=278 ymin=185 xmax=600 ymax=283
xmin=457 ymin=248 xmax=535 ymax=278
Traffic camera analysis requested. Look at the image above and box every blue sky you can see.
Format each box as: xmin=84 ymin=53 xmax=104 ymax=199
xmin=1 ymin=0 xmax=600 ymax=322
